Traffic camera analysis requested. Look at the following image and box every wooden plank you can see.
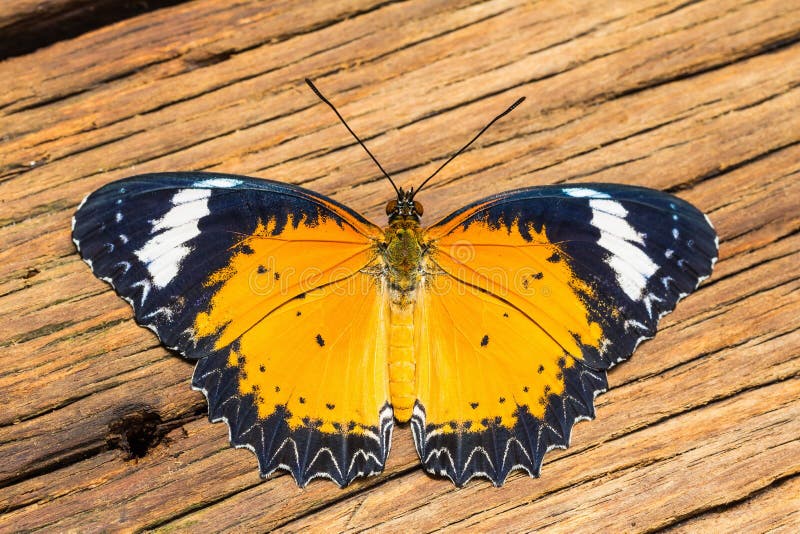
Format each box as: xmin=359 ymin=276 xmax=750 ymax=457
xmin=2 ymin=0 xmax=798 ymax=211
xmin=279 ymin=379 xmax=800 ymax=532
xmin=0 ymin=0 xmax=798 ymax=530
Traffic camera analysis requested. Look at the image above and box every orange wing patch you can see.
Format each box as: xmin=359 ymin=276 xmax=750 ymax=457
xmin=225 ymin=271 xmax=391 ymax=433
xmin=430 ymin=215 xmax=604 ymax=357
xmin=411 ymin=204 xmax=609 ymax=486
xmin=194 ymin=214 xmax=378 ymax=348
xmin=414 ymin=276 xmax=580 ymax=429
xmin=192 ymin=209 xmax=391 ymax=432
xmin=185 ymin=185 xmax=394 ymax=487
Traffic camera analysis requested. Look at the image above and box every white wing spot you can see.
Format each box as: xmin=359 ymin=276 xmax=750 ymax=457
xmin=135 ymin=188 xmax=213 ymax=288
xmin=565 ymin=188 xmax=658 ymax=301
xmin=592 ymin=202 xmax=657 ymax=300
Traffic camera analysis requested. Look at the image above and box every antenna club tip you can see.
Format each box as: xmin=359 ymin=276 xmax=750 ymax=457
xmin=305 ymin=78 xmax=318 ymax=92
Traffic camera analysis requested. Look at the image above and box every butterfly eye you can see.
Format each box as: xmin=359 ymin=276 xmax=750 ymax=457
xmin=413 ymin=201 xmax=424 ymax=215
xmin=385 ymin=200 xmax=398 ymax=215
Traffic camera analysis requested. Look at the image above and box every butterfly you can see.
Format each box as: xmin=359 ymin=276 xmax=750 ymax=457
xmin=72 ymin=79 xmax=718 ymax=487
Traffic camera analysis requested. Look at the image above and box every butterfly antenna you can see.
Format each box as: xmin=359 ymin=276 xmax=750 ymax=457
xmin=305 ymin=78 xmax=400 ymax=196
xmin=412 ymin=96 xmax=525 ymax=199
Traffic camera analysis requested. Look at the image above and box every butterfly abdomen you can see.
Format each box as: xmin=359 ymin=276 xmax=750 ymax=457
xmin=388 ymin=299 xmax=416 ymax=422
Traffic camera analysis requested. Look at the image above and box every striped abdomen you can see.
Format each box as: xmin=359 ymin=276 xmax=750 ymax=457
xmin=388 ymin=300 xmax=415 ymax=422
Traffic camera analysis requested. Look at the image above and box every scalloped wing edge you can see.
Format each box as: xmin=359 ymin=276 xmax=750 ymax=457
xmin=191 ymin=357 xmax=394 ymax=488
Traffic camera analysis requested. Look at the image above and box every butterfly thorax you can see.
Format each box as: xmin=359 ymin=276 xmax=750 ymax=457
xmin=382 ymin=216 xmax=426 ymax=298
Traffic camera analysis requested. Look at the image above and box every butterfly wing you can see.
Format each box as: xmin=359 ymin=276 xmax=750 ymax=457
xmin=412 ymin=184 xmax=718 ymax=486
xmin=73 ymin=172 xmax=393 ymax=486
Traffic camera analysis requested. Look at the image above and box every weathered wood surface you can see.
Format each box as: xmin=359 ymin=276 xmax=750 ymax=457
xmin=1 ymin=0 xmax=798 ymax=531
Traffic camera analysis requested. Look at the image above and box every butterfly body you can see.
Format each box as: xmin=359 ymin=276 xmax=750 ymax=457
xmin=387 ymin=295 xmax=418 ymax=422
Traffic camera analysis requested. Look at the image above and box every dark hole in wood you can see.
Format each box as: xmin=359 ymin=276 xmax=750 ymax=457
xmin=106 ymin=408 xmax=164 ymax=460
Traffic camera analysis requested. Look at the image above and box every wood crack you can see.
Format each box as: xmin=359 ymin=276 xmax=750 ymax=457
xmin=647 ymin=471 xmax=800 ymax=532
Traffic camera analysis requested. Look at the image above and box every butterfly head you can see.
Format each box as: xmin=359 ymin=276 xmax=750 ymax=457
xmin=386 ymin=187 xmax=423 ymax=223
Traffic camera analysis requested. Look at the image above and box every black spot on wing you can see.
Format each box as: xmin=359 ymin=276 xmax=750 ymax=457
xmin=481 ymin=335 xmax=489 ymax=347
xmin=316 ymin=334 xmax=325 ymax=347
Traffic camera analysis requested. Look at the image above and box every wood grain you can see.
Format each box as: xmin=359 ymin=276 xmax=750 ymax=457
xmin=1 ymin=0 xmax=798 ymax=531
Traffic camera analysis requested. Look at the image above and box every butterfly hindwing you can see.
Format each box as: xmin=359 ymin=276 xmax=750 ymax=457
xmin=192 ymin=271 xmax=393 ymax=486
xmin=413 ymin=184 xmax=718 ymax=485
xmin=72 ymin=172 xmax=393 ymax=486
xmin=412 ymin=277 xmax=608 ymax=485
